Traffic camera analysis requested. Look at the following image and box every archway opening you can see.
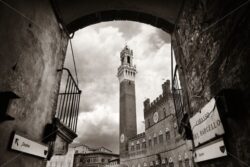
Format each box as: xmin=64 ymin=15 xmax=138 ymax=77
xmin=61 ymin=21 xmax=174 ymax=154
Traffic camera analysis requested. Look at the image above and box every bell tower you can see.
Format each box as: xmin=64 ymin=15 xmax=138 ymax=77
xmin=117 ymin=45 xmax=137 ymax=157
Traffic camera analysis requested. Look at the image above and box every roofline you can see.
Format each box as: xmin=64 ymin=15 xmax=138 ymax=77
xmin=75 ymin=152 xmax=119 ymax=156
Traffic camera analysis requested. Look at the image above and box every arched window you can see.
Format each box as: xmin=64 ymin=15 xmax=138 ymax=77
xmin=178 ymin=154 xmax=183 ymax=167
xmin=184 ymin=153 xmax=190 ymax=167
xmin=169 ymin=157 xmax=174 ymax=167
xmin=159 ymin=131 xmax=163 ymax=143
xmin=165 ymin=128 xmax=170 ymax=140
xmin=153 ymin=133 xmax=157 ymax=145
xmin=155 ymin=160 xmax=160 ymax=167
xmin=131 ymin=142 xmax=135 ymax=151
xmin=142 ymin=139 xmax=146 ymax=148
xmin=148 ymin=136 xmax=152 ymax=147
xmin=127 ymin=56 xmax=131 ymax=64
xmin=136 ymin=140 xmax=140 ymax=150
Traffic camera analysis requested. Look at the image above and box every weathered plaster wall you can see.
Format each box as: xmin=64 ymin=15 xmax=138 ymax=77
xmin=172 ymin=0 xmax=250 ymax=166
xmin=0 ymin=0 xmax=68 ymax=166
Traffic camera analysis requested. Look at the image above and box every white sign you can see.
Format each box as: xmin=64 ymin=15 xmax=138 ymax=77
xmin=190 ymin=98 xmax=225 ymax=147
xmin=11 ymin=133 xmax=48 ymax=158
xmin=194 ymin=138 xmax=227 ymax=162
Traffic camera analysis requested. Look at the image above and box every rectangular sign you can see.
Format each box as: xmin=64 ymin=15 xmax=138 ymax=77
xmin=190 ymin=98 xmax=225 ymax=147
xmin=11 ymin=133 xmax=48 ymax=158
xmin=194 ymin=138 xmax=227 ymax=162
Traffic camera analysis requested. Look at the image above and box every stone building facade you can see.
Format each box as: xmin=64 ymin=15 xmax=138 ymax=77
xmin=73 ymin=147 xmax=118 ymax=167
xmin=118 ymin=46 xmax=193 ymax=167
xmin=47 ymin=144 xmax=118 ymax=167
xmin=105 ymin=158 xmax=120 ymax=167
xmin=46 ymin=146 xmax=75 ymax=167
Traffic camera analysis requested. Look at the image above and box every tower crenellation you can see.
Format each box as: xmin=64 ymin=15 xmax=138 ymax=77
xmin=143 ymin=79 xmax=172 ymax=115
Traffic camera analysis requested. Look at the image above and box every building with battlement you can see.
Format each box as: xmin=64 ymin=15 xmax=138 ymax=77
xmin=118 ymin=46 xmax=193 ymax=167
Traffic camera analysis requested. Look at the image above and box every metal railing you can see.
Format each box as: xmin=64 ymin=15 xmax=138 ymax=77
xmin=55 ymin=68 xmax=81 ymax=132
xmin=172 ymin=65 xmax=184 ymax=132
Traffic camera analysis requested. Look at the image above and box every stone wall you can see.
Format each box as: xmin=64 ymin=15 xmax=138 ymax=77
xmin=172 ymin=0 xmax=250 ymax=166
xmin=0 ymin=0 xmax=68 ymax=166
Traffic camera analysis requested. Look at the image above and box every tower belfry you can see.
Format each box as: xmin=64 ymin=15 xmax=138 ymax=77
xmin=118 ymin=45 xmax=137 ymax=157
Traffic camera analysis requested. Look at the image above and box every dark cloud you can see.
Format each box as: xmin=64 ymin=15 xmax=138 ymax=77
xmin=76 ymin=114 xmax=119 ymax=153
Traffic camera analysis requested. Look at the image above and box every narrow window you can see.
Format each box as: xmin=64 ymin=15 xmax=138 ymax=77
xmin=131 ymin=145 xmax=135 ymax=151
xmin=165 ymin=131 xmax=170 ymax=140
xmin=154 ymin=136 xmax=157 ymax=145
xmin=136 ymin=143 xmax=140 ymax=150
xmin=185 ymin=159 xmax=190 ymax=167
xmin=179 ymin=161 xmax=183 ymax=167
xmin=169 ymin=162 xmax=174 ymax=167
xmin=148 ymin=139 xmax=152 ymax=147
xmin=127 ymin=56 xmax=130 ymax=64
xmin=163 ymin=108 xmax=166 ymax=117
xmin=159 ymin=134 xmax=163 ymax=143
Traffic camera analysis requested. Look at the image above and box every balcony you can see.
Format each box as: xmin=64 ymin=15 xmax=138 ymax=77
xmin=46 ymin=68 xmax=81 ymax=157
xmin=55 ymin=68 xmax=81 ymax=132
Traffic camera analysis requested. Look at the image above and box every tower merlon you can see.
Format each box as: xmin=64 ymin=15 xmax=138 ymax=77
xmin=162 ymin=79 xmax=171 ymax=95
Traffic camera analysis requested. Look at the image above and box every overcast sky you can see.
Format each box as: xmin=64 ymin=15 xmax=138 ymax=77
xmin=63 ymin=21 xmax=172 ymax=153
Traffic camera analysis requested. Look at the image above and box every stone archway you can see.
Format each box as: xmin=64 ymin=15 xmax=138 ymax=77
xmin=0 ymin=0 xmax=250 ymax=167
xmin=51 ymin=0 xmax=183 ymax=34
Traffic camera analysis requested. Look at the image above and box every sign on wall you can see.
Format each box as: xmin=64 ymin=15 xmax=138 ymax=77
xmin=190 ymin=98 xmax=225 ymax=147
xmin=194 ymin=138 xmax=227 ymax=162
xmin=11 ymin=133 xmax=48 ymax=158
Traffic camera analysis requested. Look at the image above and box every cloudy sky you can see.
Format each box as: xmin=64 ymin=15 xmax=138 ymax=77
xmin=63 ymin=21 xmax=172 ymax=153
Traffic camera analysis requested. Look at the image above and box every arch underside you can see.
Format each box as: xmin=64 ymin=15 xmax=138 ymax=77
xmin=52 ymin=0 xmax=182 ymax=34
xmin=67 ymin=10 xmax=175 ymax=34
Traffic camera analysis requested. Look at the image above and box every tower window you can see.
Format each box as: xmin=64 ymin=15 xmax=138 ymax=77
xmin=127 ymin=56 xmax=130 ymax=64
xmin=142 ymin=141 xmax=146 ymax=148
